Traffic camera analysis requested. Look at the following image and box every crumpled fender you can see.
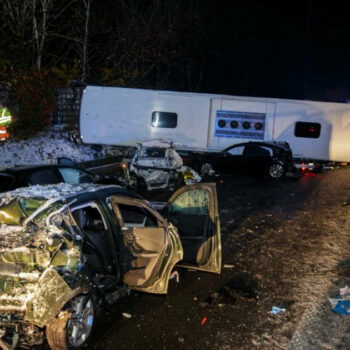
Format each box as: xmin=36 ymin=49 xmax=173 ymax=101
xmin=24 ymin=268 xmax=86 ymax=328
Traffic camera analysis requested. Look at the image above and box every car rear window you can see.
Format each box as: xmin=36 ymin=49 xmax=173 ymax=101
xmin=141 ymin=148 xmax=166 ymax=158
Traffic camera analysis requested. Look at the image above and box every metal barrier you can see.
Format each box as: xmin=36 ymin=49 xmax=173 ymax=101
xmin=52 ymin=86 xmax=84 ymax=129
xmin=0 ymin=85 xmax=83 ymax=131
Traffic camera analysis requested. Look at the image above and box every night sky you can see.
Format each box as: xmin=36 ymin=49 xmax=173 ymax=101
xmin=1 ymin=0 xmax=350 ymax=102
xmin=199 ymin=0 xmax=350 ymax=102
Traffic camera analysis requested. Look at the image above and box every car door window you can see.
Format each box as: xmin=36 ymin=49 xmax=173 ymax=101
xmin=118 ymin=203 xmax=158 ymax=227
xmin=58 ymin=167 xmax=94 ymax=184
xmin=29 ymin=169 xmax=60 ymax=185
xmin=244 ymin=145 xmax=270 ymax=157
xmin=227 ymin=145 xmax=244 ymax=156
xmin=166 ymin=184 xmax=221 ymax=273
xmin=169 ymin=189 xmax=209 ymax=216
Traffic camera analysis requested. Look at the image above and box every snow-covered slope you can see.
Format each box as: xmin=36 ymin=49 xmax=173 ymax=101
xmin=0 ymin=131 xmax=120 ymax=167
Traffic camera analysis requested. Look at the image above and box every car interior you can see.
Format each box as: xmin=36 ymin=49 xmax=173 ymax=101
xmin=72 ymin=203 xmax=114 ymax=275
xmin=111 ymin=198 xmax=166 ymax=288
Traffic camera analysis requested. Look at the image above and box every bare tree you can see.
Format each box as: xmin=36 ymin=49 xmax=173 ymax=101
xmin=72 ymin=0 xmax=93 ymax=82
xmin=0 ymin=0 xmax=78 ymax=72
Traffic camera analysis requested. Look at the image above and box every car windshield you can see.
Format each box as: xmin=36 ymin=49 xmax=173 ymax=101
xmin=141 ymin=148 xmax=166 ymax=158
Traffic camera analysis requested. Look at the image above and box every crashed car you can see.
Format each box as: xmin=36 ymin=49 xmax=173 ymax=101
xmin=0 ymin=163 xmax=126 ymax=193
xmin=193 ymin=141 xmax=295 ymax=180
xmin=0 ymin=182 xmax=221 ymax=349
xmin=122 ymin=140 xmax=200 ymax=191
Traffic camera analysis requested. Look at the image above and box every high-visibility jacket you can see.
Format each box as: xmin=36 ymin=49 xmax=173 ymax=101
xmin=0 ymin=107 xmax=11 ymax=140
xmin=0 ymin=126 xmax=9 ymax=140
xmin=0 ymin=107 xmax=11 ymax=127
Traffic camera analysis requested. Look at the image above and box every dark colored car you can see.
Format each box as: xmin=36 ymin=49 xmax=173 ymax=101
xmin=0 ymin=183 xmax=221 ymax=349
xmin=193 ymin=141 xmax=295 ymax=179
xmin=0 ymin=164 xmax=125 ymax=193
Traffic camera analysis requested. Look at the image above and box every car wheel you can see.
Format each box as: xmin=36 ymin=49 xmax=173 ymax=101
xmin=46 ymin=294 xmax=96 ymax=350
xmin=200 ymin=163 xmax=214 ymax=176
xmin=268 ymin=162 xmax=285 ymax=179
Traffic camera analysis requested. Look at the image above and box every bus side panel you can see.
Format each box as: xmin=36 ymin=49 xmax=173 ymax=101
xmin=80 ymin=86 xmax=156 ymax=145
xmin=207 ymin=99 xmax=274 ymax=151
xmin=273 ymin=101 xmax=350 ymax=162
xmin=80 ymin=86 xmax=211 ymax=149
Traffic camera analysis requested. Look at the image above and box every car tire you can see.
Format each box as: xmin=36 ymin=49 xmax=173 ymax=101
xmin=268 ymin=162 xmax=285 ymax=179
xmin=200 ymin=163 xmax=214 ymax=177
xmin=46 ymin=293 xmax=96 ymax=350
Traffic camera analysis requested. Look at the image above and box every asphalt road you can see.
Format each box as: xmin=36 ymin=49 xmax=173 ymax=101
xmin=42 ymin=167 xmax=350 ymax=350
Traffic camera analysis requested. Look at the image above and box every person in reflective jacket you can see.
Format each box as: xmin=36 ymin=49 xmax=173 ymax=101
xmin=0 ymin=105 xmax=11 ymax=140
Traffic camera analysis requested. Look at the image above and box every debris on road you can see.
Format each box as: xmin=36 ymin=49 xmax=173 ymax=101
xmin=329 ymin=287 xmax=350 ymax=315
xmin=340 ymin=285 xmax=350 ymax=298
xmin=331 ymin=299 xmax=350 ymax=315
xmin=178 ymin=336 xmax=185 ymax=343
xmin=170 ymin=270 xmax=180 ymax=283
xmin=180 ymin=166 xmax=202 ymax=185
xmin=201 ymin=317 xmax=208 ymax=325
xmin=223 ymin=264 xmax=235 ymax=269
xmin=122 ymin=313 xmax=132 ymax=319
xmin=270 ymin=306 xmax=287 ymax=315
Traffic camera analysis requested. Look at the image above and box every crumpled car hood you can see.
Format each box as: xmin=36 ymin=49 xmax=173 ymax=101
xmin=0 ymin=224 xmax=54 ymax=316
xmin=0 ymin=194 xmax=81 ymax=327
xmin=0 ymin=222 xmax=80 ymax=327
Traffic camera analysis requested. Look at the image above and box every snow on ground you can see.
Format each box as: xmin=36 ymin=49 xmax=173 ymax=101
xmin=0 ymin=131 xmax=121 ymax=167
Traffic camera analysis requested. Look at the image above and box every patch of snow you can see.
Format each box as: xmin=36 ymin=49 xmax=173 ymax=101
xmin=0 ymin=131 xmax=121 ymax=168
xmin=0 ymin=183 xmax=104 ymax=203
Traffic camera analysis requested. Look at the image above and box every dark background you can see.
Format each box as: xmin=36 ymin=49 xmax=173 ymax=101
xmin=1 ymin=0 xmax=349 ymax=102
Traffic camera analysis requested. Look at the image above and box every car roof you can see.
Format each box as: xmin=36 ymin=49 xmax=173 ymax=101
xmin=0 ymin=183 xmax=138 ymax=205
xmin=223 ymin=141 xmax=289 ymax=152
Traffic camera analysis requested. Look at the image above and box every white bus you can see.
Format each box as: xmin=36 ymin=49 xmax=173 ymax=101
xmin=80 ymin=85 xmax=350 ymax=162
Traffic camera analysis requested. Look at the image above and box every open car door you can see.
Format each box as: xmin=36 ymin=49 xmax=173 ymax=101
xmin=165 ymin=183 xmax=221 ymax=274
xmin=110 ymin=196 xmax=183 ymax=294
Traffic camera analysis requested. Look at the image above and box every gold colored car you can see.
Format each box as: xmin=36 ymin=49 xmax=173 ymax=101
xmin=0 ymin=182 xmax=221 ymax=349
